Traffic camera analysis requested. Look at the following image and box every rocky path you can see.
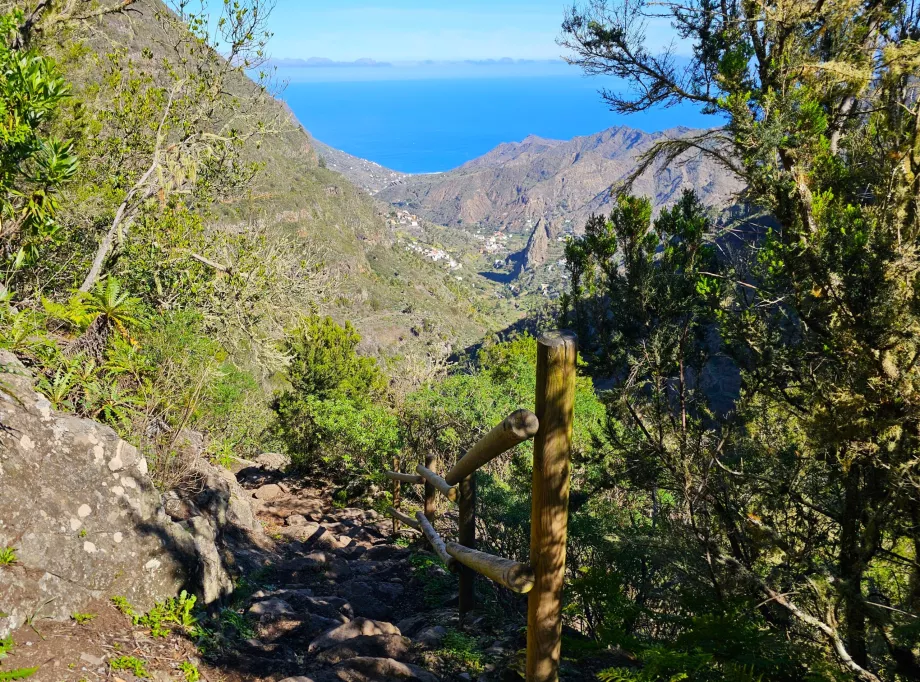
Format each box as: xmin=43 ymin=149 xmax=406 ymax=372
xmin=220 ymin=463 xmax=510 ymax=682
xmin=1 ymin=459 xmax=518 ymax=682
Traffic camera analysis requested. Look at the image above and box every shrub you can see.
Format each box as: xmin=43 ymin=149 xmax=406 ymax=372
xmin=273 ymin=314 xmax=391 ymax=474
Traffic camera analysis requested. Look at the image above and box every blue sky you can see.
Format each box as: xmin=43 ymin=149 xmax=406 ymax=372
xmin=265 ymin=0 xmax=684 ymax=62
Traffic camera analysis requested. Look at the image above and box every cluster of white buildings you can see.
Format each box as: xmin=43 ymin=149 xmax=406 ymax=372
xmin=388 ymin=210 xmax=420 ymax=228
xmin=473 ymin=230 xmax=510 ymax=254
xmin=403 ymin=240 xmax=463 ymax=270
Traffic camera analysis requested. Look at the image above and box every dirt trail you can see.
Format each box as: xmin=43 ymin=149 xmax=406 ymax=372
xmin=2 ymin=462 xmax=517 ymax=682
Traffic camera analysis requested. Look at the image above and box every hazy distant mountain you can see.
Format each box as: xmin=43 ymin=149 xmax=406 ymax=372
xmin=270 ymin=57 xmax=392 ymax=68
xmin=375 ymin=126 xmax=743 ymax=239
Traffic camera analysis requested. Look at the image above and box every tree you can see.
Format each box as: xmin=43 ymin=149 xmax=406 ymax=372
xmin=272 ymin=315 xmax=391 ymax=472
xmin=51 ymin=0 xmax=286 ymax=292
xmin=0 ymin=9 xmax=77 ymax=277
xmin=562 ymin=1 xmax=920 ymax=679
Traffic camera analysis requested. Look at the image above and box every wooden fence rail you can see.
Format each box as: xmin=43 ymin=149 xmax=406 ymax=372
xmin=384 ymin=331 xmax=576 ymax=682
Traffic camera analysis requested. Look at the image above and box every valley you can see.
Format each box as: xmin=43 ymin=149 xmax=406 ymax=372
xmin=313 ymin=125 xmax=743 ymax=304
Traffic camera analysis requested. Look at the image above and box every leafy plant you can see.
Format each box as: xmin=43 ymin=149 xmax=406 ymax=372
xmin=273 ymin=314 xmax=393 ymax=475
xmin=218 ymin=609 xmax=255 ymax=640
xmin=438 ymin=630 xmax=485 ymax=674
xmin=178 ymin=661 xmax=200 ymax=682
xmin=110 ymin=595 xmax=136 ymax=620
xmin=0 ymin=10 xmax=78 ymax=272
xmin=0 ymin=547 xmax=16 ymax=566
xmin=70 ymin=612 xmax=95 ymax=625
xmin=135 ymin=591 xmax=199 ymax=638
xmin=109 ymin=655 xmax=148 ymax=678
xmin=0 ymin=635 xmax=13 ymax=658
xmin=0 ymin=667 xmax=39 ymax=681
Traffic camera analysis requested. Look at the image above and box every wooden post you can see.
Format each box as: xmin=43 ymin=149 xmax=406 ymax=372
xmin=458 ymin=473 xmax=476 ymax=616
xmin=424 ymin=453 xmax=437 ymax=522
xmin=392 ymin=455 xmax=401 ymax=535
xmin=526 ymin=331 xmax=576 ymax=682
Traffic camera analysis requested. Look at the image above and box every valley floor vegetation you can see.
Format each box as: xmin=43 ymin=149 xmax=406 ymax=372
xmin=0 ymin=0 xmax=918 ymax=681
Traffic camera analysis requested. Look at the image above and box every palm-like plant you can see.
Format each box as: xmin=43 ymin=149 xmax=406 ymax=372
xmin=83 ymin=377 xmax=143 ymax=429
xmin=69 ymin=278 xmax=146 ymax=360
xmin=36 ymin=365 xmax=76 ymax=411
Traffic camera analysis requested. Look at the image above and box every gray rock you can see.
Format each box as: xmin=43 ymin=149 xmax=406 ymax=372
xmin=313 ymin=528 xmax=347 ymax=551
xmin=375 ymin=582 xmax=404 ymax=601
xmin=307 ymin=618 xmax=401 ymax=654
xmin=316 ymin=634 xmax=410 ymax=664
xmin=395 ymin=615 xmax=428 ymax=637
xmin=248 ymin=597 xmax=296 ymax=621
xmin=287 ymin=514 xmax=308 ymax=526
xmin=331 ymin=657 xmax=440 ymax=682
xmin=414 ymin=625 xmax=447 ymax=646
xmin=277 ymin=523 xmax=321 ymax=541
xmin=253 ymin=483 xmax=284 ymax=501
xmin=255 ymin=452 xmax=290 ymax=471
xmin=363 ymin=544 xmax=409 ymax=562
xmin=0 ymin=352 xmax=263 ymax=638
xmin=186 ymin=515 xmax=234 ymax=604
xmin=0 ymin=352 xmax=185 ymax=637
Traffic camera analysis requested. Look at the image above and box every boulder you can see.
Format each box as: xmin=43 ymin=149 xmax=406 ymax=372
xmin=331 ymin=657 xmax=440 ymax=682
xmin=0 ymin=352 xmax=187 ymax=637
xmin=307 ymin=618 xmax=400 ymax=653
xmin=0 ymin=352 xmax=258 ymax=637
xmin=277 ymin=523 xmax=321 ymax=541
xmin=414 ymin=625 xmax=447 ymax=646
xmin=248 ymin=597 xmax=296 ymax=621
xmin=316 ymin=634 xmax=410 ymax=665
xmin=395 ymin=615 xmax=428 ymax=638
xmin=255 ymin=452 xmax=290 ymax=471
xmin=253 ymin=483 xmax=284 ymax=501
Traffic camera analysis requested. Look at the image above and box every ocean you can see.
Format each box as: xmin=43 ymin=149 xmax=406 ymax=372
xmin=278 ymin=72 xmax=719 ymax=174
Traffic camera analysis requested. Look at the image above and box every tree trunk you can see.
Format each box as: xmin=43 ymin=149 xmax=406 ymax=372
xmin=840 ymin=462 xmax=868 ymax=668
xmin=80 ymin=159 xmax=158 ymax=292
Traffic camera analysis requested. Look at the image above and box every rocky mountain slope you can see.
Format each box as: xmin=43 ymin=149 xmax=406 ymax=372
xmin=312 ymin=139 xmax=409 ymax=195
xmin=61 ymin=0 xmax=517 ymax=357
xmin=375 ymin=126 xmax=743 ymax=242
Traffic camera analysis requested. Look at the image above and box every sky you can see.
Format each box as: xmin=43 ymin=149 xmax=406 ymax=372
xmin=264 ymin=0 xmax=685 ymax=64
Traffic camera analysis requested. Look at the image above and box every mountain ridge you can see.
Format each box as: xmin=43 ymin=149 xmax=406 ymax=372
xmin=321 ymin=125 xmax=742 ymax=249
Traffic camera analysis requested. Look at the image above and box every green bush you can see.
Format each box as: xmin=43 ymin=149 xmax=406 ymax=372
xmin=273 ymin=314 xmax=393 ymax=475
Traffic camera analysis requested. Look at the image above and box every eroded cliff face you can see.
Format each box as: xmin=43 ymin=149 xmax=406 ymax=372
xmin=377 ymin=126 xmax=744 ymax=235
xmin=0 ymin=353 xmax=264 ymax=637
xmin=522 ymin=218 xmax=551 ymax=271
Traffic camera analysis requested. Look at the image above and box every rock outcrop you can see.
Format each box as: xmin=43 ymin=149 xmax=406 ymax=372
xmin=521 ymin=218 xmax=550 ymax=271
xmin=0 ymin=352 xmax=264 ymax=637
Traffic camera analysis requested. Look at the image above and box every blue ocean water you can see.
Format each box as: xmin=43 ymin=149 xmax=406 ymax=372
xmin=279 ymin=74 xmax=718 ymax=174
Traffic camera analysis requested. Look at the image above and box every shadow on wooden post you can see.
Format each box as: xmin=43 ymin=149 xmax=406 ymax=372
xmin=392 ymin=455 xmax=401 ymax=535
xmin=527 ymin=331 xmax=576 ymax=682
xmin=424 ymin=453 xmax=437 ymax=522
xmin=458 ymin=473 xmax=476 ymax=617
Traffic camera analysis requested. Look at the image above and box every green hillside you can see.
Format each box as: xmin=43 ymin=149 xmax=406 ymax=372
xmin=46 ymin=0 xmax=517 ymax=357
